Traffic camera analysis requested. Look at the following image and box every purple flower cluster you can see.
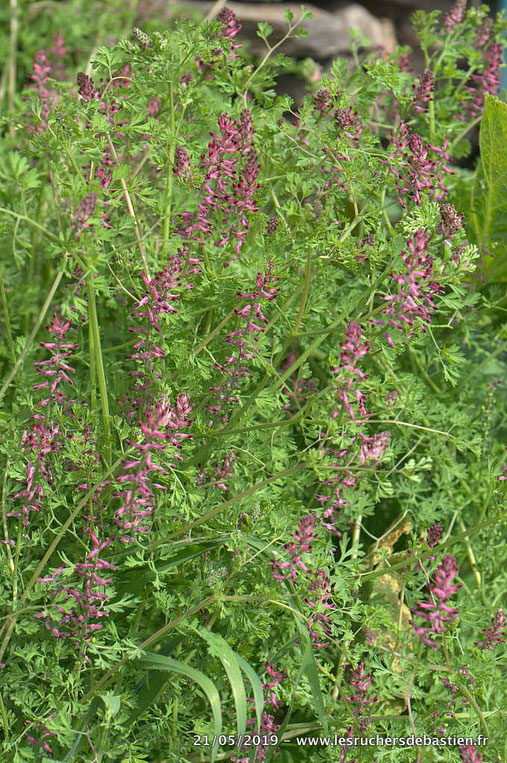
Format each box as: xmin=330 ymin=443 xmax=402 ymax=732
xmin=8 ymin=315 xmax=77 ymax=529
xmin=114 ymin=394 xmax=193 ymax=542
xmin=463 ymin=42 xmax=502 ymax=119
xmin=217 ymin=7 xmax=242 ymax=56
xmin=384 ymin=122 xmax=452 ymax=208
xmin=273 ymin=514 xmax=317 ymax=582
xmin=208 ymin=262 xmax=278 ymax=421
xmin=334 ymin=107 xmax=363 ymax=141
xmin=331 ymin=322 xmax=369 ymax=422
xmin=410 ymin=555 xmax=461 ymax=648
xmin=359 ymin=432 xmax=391 ymax=463
xmin=344 ymin=663 xmax=378 ymax=726
xmin=198 ymin=450 xmax=237 ymax=492
xmin=24 ymin=714 xmax=57 ymax=756
xmin=413 ymin=71 xmax=435 ymax=113
xmin=444 ymin=0 xmax=467 ymax=32
xmin=27 ymin=35 xmax=67 ymax=129
xmin=231 ymin=662 xmax=285 ymax=762
xmin=178 ymin=110 xmax=259 ymax=258
xmin=122 ymin=249 xmax=200 ymax=419
xmin=72 ymin=192 xmax=98 ymax=235
xmin=427 ymin=522 xmax=442 ymax=549
xmin=459 ymin=744 xmax=483 ymax=763
xmin=35 ymin=521 xmax=115 ymax=651
xmin=475 ymin=609 xmax=505 ymax=650
xmin=378 ymin=229 xmax=442 ymax=347
xmin=173 ymin=146 xmax=191 ymax=178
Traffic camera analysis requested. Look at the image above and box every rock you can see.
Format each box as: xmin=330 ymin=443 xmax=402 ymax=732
xmin=138 ymin=1 xmax=396 ymax=59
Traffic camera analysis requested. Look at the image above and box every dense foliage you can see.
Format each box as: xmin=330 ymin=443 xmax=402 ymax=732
xmin=0 ymin=1 xmax=506 ymax=761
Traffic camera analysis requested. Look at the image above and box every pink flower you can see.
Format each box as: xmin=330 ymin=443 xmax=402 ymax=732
xmin=463 ymin=42 xmax=502 ymax=118
xmin=382 ymin=122 xmax=452 ymax=207
xmin=410 ymin=555 xmax=461 ymax=648
xmin=459 ymin=744 xmax=483 ymax=763
xmin=178 ymin=111 xmax=259 ymax=258
xmin=444 ymin=0 xmax=467 ymax=32
xmin=380 ymin=229 xmax=442 ymax=343
xmin=359 ymin=432 xmax=390 ymax=463
xmin=475 ymin=609 xmax=505 ymax=650
xmin=413 ymin=71 xmax=435 ymax=113
xmin=344 ymin=663 xmax=377 ymax=724
xmin=334 ymin=107 xmax=362 ymax=141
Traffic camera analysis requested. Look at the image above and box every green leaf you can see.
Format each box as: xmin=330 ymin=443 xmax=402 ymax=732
xmin=99 ymin=693 xmax=121 ymax=718
xmin=257 ymin=22 xmax=274 ymax=41
xmin=138 ymin=654 xmax=222 ymax=762
xmin=234 ymin=654 xmax=265 ymax=732
xmin=194 ymin=630 xmax=248 ymax=737
xmin=472 ymin=95 xmax=507 ymax=281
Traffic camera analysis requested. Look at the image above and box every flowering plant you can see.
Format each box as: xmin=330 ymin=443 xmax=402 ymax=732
xmin=0 ymin=1 xmax=506 ymax=761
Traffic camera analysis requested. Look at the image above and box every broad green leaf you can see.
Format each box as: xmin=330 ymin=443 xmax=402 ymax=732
xmin=138 ymin=654 xmax=222 ymax=762
xmin=195 ymin=630 xmax=248 ymax=737
xmin=234 ymin=653 xmax=265 ymax=732
xmin=294 ymin=618 xmax=329 ymax=736
xmin=472 ymin=95 xmax=507 ymax=281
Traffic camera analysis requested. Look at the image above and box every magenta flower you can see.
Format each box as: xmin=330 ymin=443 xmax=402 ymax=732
xmin=173 ymin=146 xmax=191 ymax=178
xmin=359 ymin=432 xmax=390 ymax=463
xmin=444 ymin=0 xmax=467 ymax=32
xmin=463 ymin=42 xmax=502 ymax=118
xmin=314 ymin=87 xmax=333 ymax=114
xmin=24 ymin=715 xmax=57 ymax=756
xmin=263 ymin=662 xmax=286 ymax=709
xmin=383 ymin=122 xmax=452 ymax=207
xmin=410 ymin=555 xmax=461 ymax=648
xmin=475 ymin=609 xmax=505 ymax=650
xmin=334 ymin=107 xmax=363 ymax=141
xmin=178 ymin=111 xmax=259 ymax=258
xmin=217 ymin=7 xmax=242 ymax=57
xmin=459 ymin=744 xmax=483 ymax=763
xmin=331 ymin=322 xmax=369 ymax=421
xmin=114 ymin=394 xmax=193 ymax=542
xmin=344 ymin=663 xmax=377 ymax=724
xmin=413 ymin=71 xmax=435 ymax=113
xmin=427 ymin=522 xmax=442 ymax=549
xmin=272 ymin=514 xmax=317 ymax=582
xmin=305 ymin=570 xmax=335 ymax=648
xmin=380 ymin=229 xmax=442 ymax=345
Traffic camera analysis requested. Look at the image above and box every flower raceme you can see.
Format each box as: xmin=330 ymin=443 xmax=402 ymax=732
xmin=379 ymin=228 xmax=442 ymax=346
xmin=475 ymin=609 xmax=505 ymax=650
xmin=179 ymin=110 xmax=259 ymax=258
xmin=411 ymin=555 xmax=461 ymax=648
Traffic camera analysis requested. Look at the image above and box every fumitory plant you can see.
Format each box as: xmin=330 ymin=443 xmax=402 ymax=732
xmin=0 ymin=1 xmax=506 ymax=762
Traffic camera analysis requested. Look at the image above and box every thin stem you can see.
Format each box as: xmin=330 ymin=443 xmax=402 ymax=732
xmin=87 ymin=275 xmax=112 ymax=464
xmin=106 ymin=135 xmax=150 ymax=279
xmin=0 ymin=453 xmax=130 ymax=666
xmin=82 ymin=595 xmax=218 ymax=701
xmin=8 ymin=0 xmax=19 ymax=132
xmin=457 ymin=517 xmax=482 ymax=589
xmin=162 ymin=80 xmax=176 ymax=256
xmin=149 ymin=463 xmax=310 ymax=544
xmin=0 ymin=274 xmax=16 ymax=363
xmin=291 ymin=250 xmax=311 ymax=337
xmin=0 ymin=267 xmax=65 ymax=402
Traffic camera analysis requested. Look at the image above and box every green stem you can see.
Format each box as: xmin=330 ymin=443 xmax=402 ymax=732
xmin=0 ymin=274 xmax=16 ymax=363
xmin=0 ymin=267 xmax=65 ymax=402
xmin=149 ymin=463 xmax=310 ymax=544
xmin=87 ymin=276 xmax=112 ymax=464
xmin=162 ymin=80 xmax=176 ymax=256
xmin=291 ymin=250 xmax=311 ymax=336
